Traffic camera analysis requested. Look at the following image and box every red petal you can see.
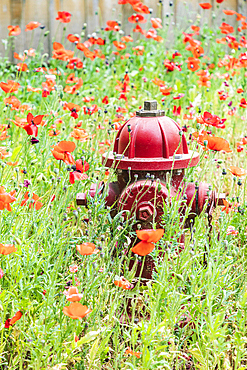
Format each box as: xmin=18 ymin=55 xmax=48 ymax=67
xmin=131 ymin=241 xmax=155 ymax=256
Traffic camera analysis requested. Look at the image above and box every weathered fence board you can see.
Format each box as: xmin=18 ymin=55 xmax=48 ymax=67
xmin=0 ymin=0 xmax=246 ymax=59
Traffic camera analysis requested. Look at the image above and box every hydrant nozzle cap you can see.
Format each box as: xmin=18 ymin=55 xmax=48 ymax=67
xmin=136 ymin=100 xmax=165 ymax=117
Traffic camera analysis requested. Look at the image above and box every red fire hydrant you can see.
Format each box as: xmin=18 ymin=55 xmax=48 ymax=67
xmin=77 ymin=100 xmax=223 ymax=279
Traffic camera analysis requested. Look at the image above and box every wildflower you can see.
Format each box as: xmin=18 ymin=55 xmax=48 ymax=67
xmin=23 ymin=179 xmax=31 ymax=188
xmin=8 ymin=25 xmax=21 ymax=36
xmin=63 ymin=302 xmax=92 ymax=319
xmin=226 ymin=226 xmax=239 ymax=235
xmin=69 ymin=265 xmax=78 ymax=273
xmin=67 ymin=34 xmax=80 ymax=43
xmin=69 ymin=159 xmax=89 ymax=184
xmin=0 ymin=187 xmax=16 ymax=211
xmin=25 ymin=22 xmax=41 ymax=31
xmin=186 ymin=57 xmax=200 ymax=71
xmin=51 ymin=141 xmax=76 ymax=165
xmin=113 ymin=41 xmax=126 ymax=51
xmin=151 ymin=18 xmax=162 ymax=29
xmin=105 ymin=20 xmax=120 ymax=32
xmin=125 ymin=347 xmax=141 ymax=359
xmin=0 ymin=244 xmax=17 ymax=255
xmin=131 ymin=229 xmax=164 ymax=256
xmin=21 ymin=192 xmax=43 ymax=210
xmin=76 ymin=242 xmax=99 ymax=256
xmin=5 ymin=311 xmax=22 ymax=329
xmin=23 ymin=113 xmax=44 ymax=137
xmin=128 ymin=14 xmax=147 ymax=23
xmin=228 ymin=166 xmax=246 ymax=176
xmin=240 ymin=98 xmax=247 ymax=108
xmin=222 ymin=199 xmax=239 ymax=214
xmin=0 ymin=268 xmax=4 ymax=278
xmin=121 ymin=36 xmax=133 ymax=43
xmin=102 ymin=96 xmax=109 ymax=104
xmin=52 ymin=42 xmax=74 ymax=61
xmin=220 ymin=22 xmax=234 ymax=34
xmin=63 ymin=286 xmax=83 ymax=301
xmin=199 ymin=3 xmax=212 ymax=9
xmin=198 ymin=112 xmax=226 ymax=129
xmin=223 ymin=9 xmax=235 ymax=15
xmin=114 ymin=277 xmax=134 ymax=290
xmin=173 ymin=105 xmax=181 ymax=116
xmin=0 ymin=80 xmax=20 ymax=94
xmin=70 ymin=128 xmax=89 ymax=142
xmin=56 ymin=11 xmax=71 ymax=23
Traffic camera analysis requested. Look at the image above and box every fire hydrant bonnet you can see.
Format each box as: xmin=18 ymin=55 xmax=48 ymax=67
xmin=103 ymin=100 xmax=200 ymax=171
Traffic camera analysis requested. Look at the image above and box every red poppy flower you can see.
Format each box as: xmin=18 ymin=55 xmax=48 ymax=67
xmin=17 ymin=63 xmax=28 ymax=72
xmin=191 ymin=25 xmax=200 ymax=34
xmin=220 ymin=22 xmax=234 ymax=34
xmin=69 ymin=159 xmax=89 ymax=184
xmin=128 ymin=14 xmax=146 ymax=23
xmin=21 ymin=192 xmax=43 ymax=210
xmin=228 ymin=166 xmax=246 ymax=176
xmin=121 ymin=36 xmax=133 ymax=43
xmin=222 ymin=199 xmax=239 ymax=214
xmin=67 ymin=34 xmax=80 ymax=43
xmin=132 ymin=2 xmax=149 ymax=13
xmin=223 ymin=9 xmax=235 ymax=15
xmin=173 ymin=105 xmax=181 ymax=116
xmin=199 ymin=3 xmax=212 ymax=9
xmin=0 ymin=243 xmax=17 ymax=255
xmin=8 ymin=25 xmax=21 ymax=36
xmin=240 ymin=98 xmax=247 ymax=108
xmin=23 ymin=113 xmax=44 ymax=137
xmin=0 ymin=187 xmax=16 ymax=211
xmin=5 ymin=311 xmax=22 ymax=328
xmin=56 ymin=11 xmax=71 ymax=23
xmin=186 ymin=57 xmax=200 ymax=71
xmin=114 ymin=277 xmax=133 ymax=290
xmin=63 ymin=286 xmax=83 ymax=302
xmin=105 ymin=20 xmax=120 ymax=31
xmin=102 ymin=96 xmax=109 ymax=104
xmin=216 ymin=0 xmax=225 ymax=2
xmin=151 ymin=18 xmax=162 ymax=29
xmin=160 ymin=86 xmax=173 ymax=96
xmin=52 ymin=42 xmax=74 ymax=61
xmin=113 ymin=41 xmax=126 ymax=51
xmin=83 ymin=104 xmax=99 ymax=115
xmin=198 ymin=112 xmax=226 ymax=129
xmin=63 ymin=303 xmax=92 ymax=319
xmin=131 ymin=229 xmax=164 ymax=256
xmin=25 ymin=22 xmax=41 ymax=31
xmin=0 ymin=80 xmax=20 ymax=94
xmin=76 ymin=243 xmax=99 ymax=256
xmin=133 ymin=25 xmax=145 ymax=35
xmin=125 ymin=347 xmax=141 ymax=359
xmin=52 ymin=141 xmax=76 ymax=165
xmin=198 ymin=134 xmax=232 ymax=152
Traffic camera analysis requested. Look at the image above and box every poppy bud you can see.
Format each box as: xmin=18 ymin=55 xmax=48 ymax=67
xmin=44 ymin=31 xmax=50 ymax=37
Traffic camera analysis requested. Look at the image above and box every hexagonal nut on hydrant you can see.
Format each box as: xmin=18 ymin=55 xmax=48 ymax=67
xmin=137 ymin=204 xmax=154 ymax=221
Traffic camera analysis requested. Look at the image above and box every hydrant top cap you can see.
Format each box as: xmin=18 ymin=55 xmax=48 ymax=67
xmin=136 ymin=100 xmax=165 ymax=117
xmin=102 ymin=100 xmax=200 ymax=171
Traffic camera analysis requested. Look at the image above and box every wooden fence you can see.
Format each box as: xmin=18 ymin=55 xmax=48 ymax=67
xmin=0 ymin=0 xmax=246 ymax=59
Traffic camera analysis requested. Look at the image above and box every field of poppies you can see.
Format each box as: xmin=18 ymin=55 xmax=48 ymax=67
xmin=1 ymin=0 xmax=247 ymax=368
